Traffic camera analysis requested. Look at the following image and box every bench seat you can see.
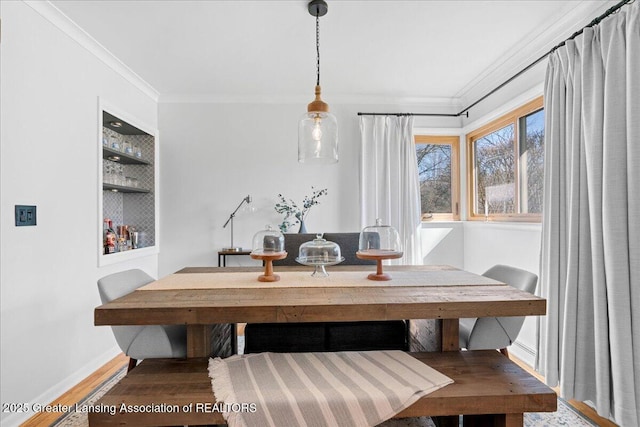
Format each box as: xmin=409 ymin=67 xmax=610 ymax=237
xmin=89 ymin=350 xmax=556 ymax=427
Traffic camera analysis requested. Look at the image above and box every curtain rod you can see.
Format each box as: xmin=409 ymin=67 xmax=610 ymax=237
xmin=358 ymin=0 xmax=633 ymax=119
xmin=356 ymin=112 xmax=464 ymax=117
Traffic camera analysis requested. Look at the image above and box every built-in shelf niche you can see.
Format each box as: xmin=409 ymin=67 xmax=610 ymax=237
xmin=99 ymin=107 xmax=157 ymax=265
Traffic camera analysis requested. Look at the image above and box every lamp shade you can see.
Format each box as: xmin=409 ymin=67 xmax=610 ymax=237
xmin=298 ymin=111 xmax=338 ymax=164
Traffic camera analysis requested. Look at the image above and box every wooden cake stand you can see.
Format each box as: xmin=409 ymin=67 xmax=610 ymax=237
xmin=250 ymin=251 xmax=287 ymax=282
xmin=356 ymin=250 xmax=404 ymax=281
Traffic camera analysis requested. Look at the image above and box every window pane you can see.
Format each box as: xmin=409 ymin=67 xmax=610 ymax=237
xmin=474 ymin=124 xmax=515 ymax=214
xmin=519 ymin=109 xmax=544 ymax=213
xmin=416 ymin=144 xmax=452 ymax=214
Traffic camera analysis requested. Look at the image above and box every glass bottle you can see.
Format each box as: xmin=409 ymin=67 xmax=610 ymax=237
xmin=103 ymin=219 xmax=117 ymax=254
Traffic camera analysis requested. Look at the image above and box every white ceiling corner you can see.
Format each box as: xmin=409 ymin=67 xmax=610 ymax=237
xmin=26 ymin=0 xmax=160 ymax=102
xmin=45 ymin=0 xmax=619 ymax=107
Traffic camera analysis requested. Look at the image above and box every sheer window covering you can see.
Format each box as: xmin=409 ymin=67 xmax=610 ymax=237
xmin=359 ymin=116 xmax=422 ymax=265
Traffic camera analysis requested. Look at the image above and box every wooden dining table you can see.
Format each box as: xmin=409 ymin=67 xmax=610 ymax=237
xmin=94 ymin=265 xmax=546 ymax=357
xmin=92 ymin=265 xmax=554 ymax=427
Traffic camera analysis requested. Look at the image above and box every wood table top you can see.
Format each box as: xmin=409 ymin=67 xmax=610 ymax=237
xmin=95 ymin=265 xmax=545 ymax=326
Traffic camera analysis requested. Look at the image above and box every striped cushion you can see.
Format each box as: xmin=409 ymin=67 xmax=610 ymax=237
xmin=209 ymin=351 xmax=453 ymax=427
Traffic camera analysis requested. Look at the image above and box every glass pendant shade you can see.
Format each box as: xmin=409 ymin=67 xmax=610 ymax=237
xmin=299 ymin=1 xmax=337 ymax=164
xmin=298 ymin=110 xmax=338 ymax=164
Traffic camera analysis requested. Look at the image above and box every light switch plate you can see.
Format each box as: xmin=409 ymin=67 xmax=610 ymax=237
xmin=15 ymin=205 xmax=37 ymax=226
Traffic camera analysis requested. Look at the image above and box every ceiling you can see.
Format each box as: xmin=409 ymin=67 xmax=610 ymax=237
xmin=51 ymin=0 xmax=615 ymax=107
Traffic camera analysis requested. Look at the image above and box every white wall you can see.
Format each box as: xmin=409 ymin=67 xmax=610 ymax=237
xmin=458 ymin=81 xmax=545 ymax=366
xmin=420 ymin=222 xmax=464 ymax=269
xmin=419 ymin=222 xmax=542 ymax=366
xmin=157 ymin=102 xmax=459 ymax=276
xmin=0 ymin=3 xmax=158 ymax=425
xmin=463 ymin=222 xmax=542 ymax=365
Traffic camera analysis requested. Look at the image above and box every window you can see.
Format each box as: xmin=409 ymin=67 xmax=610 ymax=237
xmin=415 ymin=135 xmax=460 ymax=221
xmin=466 ymin=97 xmax=544 ymax=221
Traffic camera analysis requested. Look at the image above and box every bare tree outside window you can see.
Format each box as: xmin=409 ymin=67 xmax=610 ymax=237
xmin=520 ymin=109 xmax=544 ymax=214
xmin=467 ymin=97 xmax=544 ymax=221
xmin=474 ymin=124 xmax=516 ymax=214
xmin=417 ymin=144 xmax=452 ymax=214
xmin=415 ymin=135 xmax=460 ymax=220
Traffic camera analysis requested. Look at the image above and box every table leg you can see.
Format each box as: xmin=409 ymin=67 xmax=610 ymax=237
xmin=434 ymin=319 xmax=461 ymax=427
xmin=187 ymin=325 xmax=212 ymax=358
xmin=441 ymin=318 xmax=460 ymax=352
xmin=187 ymin=324 xmax=235 ymax=358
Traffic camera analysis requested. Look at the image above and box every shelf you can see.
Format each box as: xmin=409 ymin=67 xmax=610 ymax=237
xmin=103 ymin=146 xmax=150 ymax=165
xmin=100 ymin=106 xmax=157 ymax=267
xmin=103 ymin=183 xmax=150 ymax=193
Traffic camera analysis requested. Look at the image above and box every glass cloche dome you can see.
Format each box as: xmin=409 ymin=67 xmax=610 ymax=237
xmin=250 ymin=225 xmax=287 ymax=282
xmin=356 ymin=219 xmax=403 ymax=281
xmin=358 ymin=218 xmax=403 ymax=254
xmin=251 ymin=225 xmax=285 ymax=254
xmin=296 ymin=233 xmax=344 ymax=277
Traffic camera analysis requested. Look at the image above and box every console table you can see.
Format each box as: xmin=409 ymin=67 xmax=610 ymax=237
xmin=217 ymin=249 xmax=251 ymax=267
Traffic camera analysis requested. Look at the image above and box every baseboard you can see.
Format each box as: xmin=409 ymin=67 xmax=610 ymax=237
xmin=0 ymin=346 xmax=121 ymax=427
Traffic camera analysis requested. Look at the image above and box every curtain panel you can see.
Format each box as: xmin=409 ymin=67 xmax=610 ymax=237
xmin=537 ymin=3 xmax=639 ymax=425
xmin=359 ymin=116 xmax=422 ymax=265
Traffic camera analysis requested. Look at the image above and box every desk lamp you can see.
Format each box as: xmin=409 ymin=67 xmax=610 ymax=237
xmin=222 ymin=195 xmax=252 ymax=252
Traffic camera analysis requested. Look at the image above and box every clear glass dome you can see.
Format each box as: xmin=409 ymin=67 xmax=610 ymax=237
xmin=296 ymin=233 xmax=344 ymax=277
xmin=251 ymin=225 xmax=285 ymax=254
xmin=298 ymin=112 xmax=338 ymax=164
xmin=358 ymin=218 xmax=403 ymax=255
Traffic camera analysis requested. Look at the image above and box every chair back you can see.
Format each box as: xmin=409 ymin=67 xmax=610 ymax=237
xmin=97 ymin=269 xmax=155 ymax=356
xmin=483 ymin=264 xmax=537 ymax=294
xmin=98 ymin=269 xmax=154 ymax=304
xmin=324 ymin=233 xmax=376 ymax=265
xmin=273 ymin=234 xmax=316 ymax=266
xmin=273 ymin=233 xmax=376 ymax=266
xmin=465 ymin=265 xmax=537 ymax=350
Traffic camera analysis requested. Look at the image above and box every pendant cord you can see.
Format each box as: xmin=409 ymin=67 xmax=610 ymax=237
xmin=316 ymin=12 xmax=320 ymax=86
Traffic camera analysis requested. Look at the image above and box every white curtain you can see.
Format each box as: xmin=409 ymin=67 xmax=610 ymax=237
xmin=359 ymin=115 xmax=422 ymax=265
xmin=537 ymin=3 xmax=639 ymax=425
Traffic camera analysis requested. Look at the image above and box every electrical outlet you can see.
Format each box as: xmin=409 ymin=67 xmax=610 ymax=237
xmin=15 ymin=205 xmax=37 ymax=226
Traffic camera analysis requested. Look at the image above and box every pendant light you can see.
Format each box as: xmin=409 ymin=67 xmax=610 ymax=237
xmin=298 ymin=0 xmax=338 ymax=164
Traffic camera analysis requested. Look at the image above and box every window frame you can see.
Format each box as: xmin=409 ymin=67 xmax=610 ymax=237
xmin=414 ymin=135 xmax=461 ymax=221
xmin=466 ymin=96 xmax=544 ymax=222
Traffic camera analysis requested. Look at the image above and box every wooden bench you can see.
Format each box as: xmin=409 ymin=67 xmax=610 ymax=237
xmin=89 ymin=350 xmax=556 ymax=427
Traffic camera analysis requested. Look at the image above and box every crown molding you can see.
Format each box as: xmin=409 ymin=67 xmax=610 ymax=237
xmin=456 ymin=0 xmax=617 ymax=107
xmin=159 ymin=93 xmax=306 ymax=104
xmin=160 ymin=92 xmax=462 ymax=111
xmin=24 ymin=0 xmax=159 ymax=102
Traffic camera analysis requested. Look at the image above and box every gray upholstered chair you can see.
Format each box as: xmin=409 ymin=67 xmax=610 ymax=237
xmin=459 ymin=264 xmax=538 ymax=357
xmin=98 ymin=269 xmax=187 ymax=371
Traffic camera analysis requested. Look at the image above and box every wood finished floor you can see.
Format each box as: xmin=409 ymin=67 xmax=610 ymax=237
xmin=20 ymin=353 xmax=128 ymax=427
xmin=21 ymin=332 xmax=617 ymax=427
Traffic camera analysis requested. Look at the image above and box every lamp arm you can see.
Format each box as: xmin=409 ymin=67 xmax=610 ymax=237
xmin=223 ymin=195 xmax=251 ymax=228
